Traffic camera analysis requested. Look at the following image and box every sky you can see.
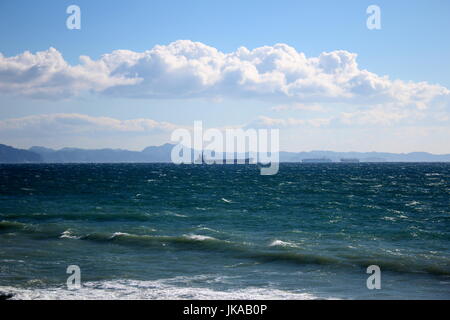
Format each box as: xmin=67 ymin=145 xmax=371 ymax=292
xmin=0 ymin=0 xmax=449 ymax=153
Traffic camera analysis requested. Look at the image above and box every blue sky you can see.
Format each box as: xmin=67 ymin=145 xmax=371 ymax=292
xmin=0 ymin=0 xmax=449 ymax=152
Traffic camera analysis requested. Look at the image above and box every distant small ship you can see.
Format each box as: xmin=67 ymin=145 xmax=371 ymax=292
xmin=302 ymin=158 xmax=332 ymax=163
xmin=340 ymin=158 xmax=360 ymax=163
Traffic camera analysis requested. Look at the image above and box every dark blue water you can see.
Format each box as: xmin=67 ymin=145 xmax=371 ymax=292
xmin=0 ymin=163 xmax=449 ymax=299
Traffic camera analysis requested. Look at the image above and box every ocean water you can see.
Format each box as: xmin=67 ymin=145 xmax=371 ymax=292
xmin=0 ymin=163 xmax=449 ymax=300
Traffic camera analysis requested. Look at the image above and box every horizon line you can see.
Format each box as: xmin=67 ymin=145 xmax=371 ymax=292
xmin=3 ymin=142 xmax=450 ymax=156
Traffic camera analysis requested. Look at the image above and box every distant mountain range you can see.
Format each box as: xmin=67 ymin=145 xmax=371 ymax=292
xmin=1 ymin=143 xmax=450 ymax=163
xmin=28 ymin=144 xmax=175 ymax=163
xmin=0 ymin=144 xmax=42 ymax=163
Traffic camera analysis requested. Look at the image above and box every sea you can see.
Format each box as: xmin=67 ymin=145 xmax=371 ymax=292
xmin=0 ymin=163 xmax=449 ymax=300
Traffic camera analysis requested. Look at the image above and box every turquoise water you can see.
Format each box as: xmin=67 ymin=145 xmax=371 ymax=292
xmin=0 ymin=163 xmax=449 ymax=299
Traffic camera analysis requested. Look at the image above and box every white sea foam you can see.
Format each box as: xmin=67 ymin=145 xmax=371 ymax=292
xmin=60 ymin=230 xmax=80 ymax=240
xmin=163 ymin=211 xmax=187 ymax=218
xmin=184 ymin=234 xmax=217 ymax=241
xmin=405 ymin=201 xmax=420 ymax=207
xmin=0 ymin=278 xmax=323 ymax=300
xmin=195 ymin=226 xmax=223 ymax=234
xmin=425 ymin=173 xmax=441 ymax=176
xmin=269 ymin=240 xmax=299 ymax=248
xmin=145 ymin=211 xmax=187 ymax=218
xmin=171 ymin=213 xmax=187 ymax=218
xmin=110 ymin=232 xmax=132 ymax=239
xmin=1 ymin=259 xmax=25 ymax=263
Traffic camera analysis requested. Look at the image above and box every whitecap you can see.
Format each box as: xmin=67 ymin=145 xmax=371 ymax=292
xmin=0 ymin=278 xmax=325 ymax=300
xmin=184 ymin=234 xmax=217 ymax=241
xmin=60 ymin=230 xmax=80 ymax=240
xmin=269 ymin=240 xmax=299 ymax=248
xmin=195 ymin=226 xmax=222 ymax=234
xmin=162 ymin=211 xmax=187 ymax=218
xmin=405 ymin=201 xmax=420 ymax=207
xmin=109 ymin=232 xmax=131 ymax=239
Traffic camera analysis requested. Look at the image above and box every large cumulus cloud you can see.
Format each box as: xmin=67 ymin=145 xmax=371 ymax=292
xmin=0 ymin=48 xmax=139 ymax=99
xmin=0 ymin=40 xmax=448 ymax=108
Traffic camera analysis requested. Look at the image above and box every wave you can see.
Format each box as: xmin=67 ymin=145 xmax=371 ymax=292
xmin=250 ymin=251 xmax=339 ymax=266
xmin=0 ymin=220 xmax=67 ymax=239
xmin=0 ymin=220 xmax=48 ymax=236
xmin=0 ymin=210 xmax=187 ymax=222
xmin=71 ymin=231 xmax=341 ymax=267
xmin=0 ymin=278 xmax=323 ymax=300
xmin=3 ymin=220 xmax=450 ymax=276
xmin=60 ymin=229 xmax=80 ymax=239
xmin=73 ymin=231 xmax=341 ymax=267
xmin=338 ymin=255 xmax=450 ymax=276
xmin=79 ymin=232 xmax=231 ymax=250
xmin=184 ymin=234 xmax=218 ymax=241
xmin=269 ymin=240 xmax=299 ymax=248
xmin=194 ymin=226 xmax=223 ymax=234
xmin=0 ymin=221 xmax=229 ymax=249
xmin=0 ymin=220 xmax=27 ymax=230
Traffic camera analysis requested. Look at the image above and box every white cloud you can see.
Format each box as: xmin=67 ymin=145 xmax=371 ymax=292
xmin=0 ymin=113 xmax=178 ymax=135
xmin=0 ymin=40 xmax=448 ymax=109
xmin=271 ymin=103 xmax=325 ymax=112
xmin=254 ymin=104 xmax=436 ymax=128
xmin=0 ymin=48 xmax=139 ymax=99
xmin=253 ymin=115 xmax=331 ymax=128
xmin=1 ymin=112 xmax=449 ymax=153
xmin=338 ymin=107 xmax=423 ymax=126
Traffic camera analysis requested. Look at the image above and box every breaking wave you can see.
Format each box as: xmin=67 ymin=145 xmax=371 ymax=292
xmin=0 ymin=278 xmax=323 ymax=300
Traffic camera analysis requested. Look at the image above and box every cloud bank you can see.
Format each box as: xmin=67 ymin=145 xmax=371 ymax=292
xmin=253 ymin=106 xmax=428 ymax=128
xmin=0 ymin=40 xmax=448 ymax=108
xmin=0 ymin=113 xmax=177 ymax=136
xmin=1 ymin=113 xmax=449 ymax=153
